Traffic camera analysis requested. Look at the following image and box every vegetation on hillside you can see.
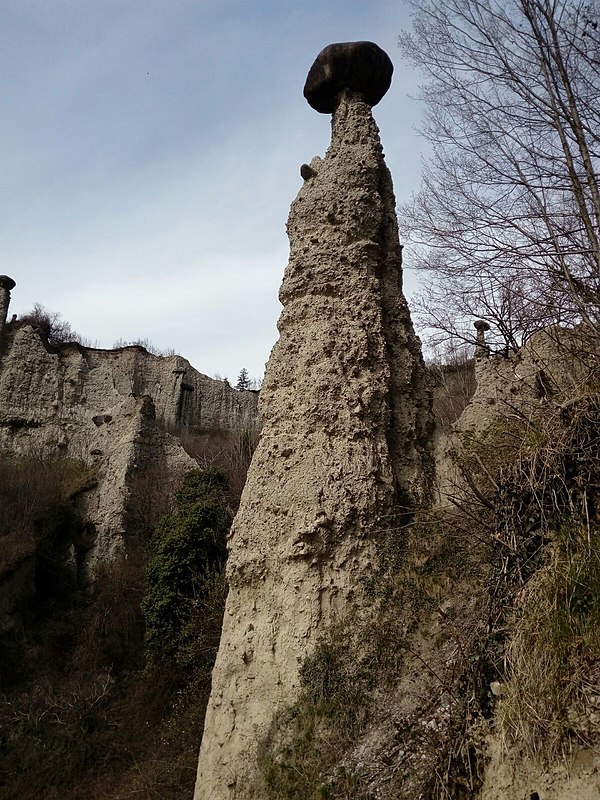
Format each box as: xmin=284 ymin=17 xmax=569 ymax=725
xmin=481 ymin=391 xmax=600 ymax=761
xmin=112 ymin=337 xmax=177 ymax=356
xmin=0 ymin=451 xmax=93 ymax=581
xmin=142 ymin=467 xmax=231 ymax=668
xmin=252 ymin=335 xmax=600 ymax=798
xmin=0 ymin=455 xmax=244 ymax=800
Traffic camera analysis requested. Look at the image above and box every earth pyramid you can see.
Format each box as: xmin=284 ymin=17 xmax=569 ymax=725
xmin=195 ymin=41 xmax=432 ymax=798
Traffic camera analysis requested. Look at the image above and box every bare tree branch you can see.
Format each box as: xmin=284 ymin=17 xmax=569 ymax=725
xmin=399 ymin=0 xmax=600 ymax=350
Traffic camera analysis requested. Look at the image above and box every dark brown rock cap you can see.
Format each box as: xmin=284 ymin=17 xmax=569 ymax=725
xmin=0 ymin=276 xmax=16 ymax=291
xmin=304 ymin=41 xmax=393 ymax=114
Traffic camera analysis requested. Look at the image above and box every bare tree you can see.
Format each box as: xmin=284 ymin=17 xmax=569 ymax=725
xmin=399 ymin=0 xmax=600 ymax=351
xmin=412 ymin=265 xmax=576 ymax=352
xmin=427 ymin=340 xmax=477 ymax=429
xmin=20 ymin=303 xmax=83 ymax=344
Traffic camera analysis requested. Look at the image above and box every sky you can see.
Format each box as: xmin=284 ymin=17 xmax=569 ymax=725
xmin=2 ymin=0 xmax=429 ymax=383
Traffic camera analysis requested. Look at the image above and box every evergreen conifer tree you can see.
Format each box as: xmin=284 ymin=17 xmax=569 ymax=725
xmin=235 ymin=367 xmax=251 ymax=391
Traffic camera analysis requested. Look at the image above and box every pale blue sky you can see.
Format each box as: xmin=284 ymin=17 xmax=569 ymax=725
xmin=2 ymin=0 xmax=428 ymax=382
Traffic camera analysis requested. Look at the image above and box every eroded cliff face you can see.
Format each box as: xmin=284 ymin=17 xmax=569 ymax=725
xmin=0 ymin=326 xmax=258 ymax=571
xmin=0 ymin=326 xmax=257 ymax=435
xmin=195 ymin=90 xmax=432 ymax=798
xmin=435 ymin=326 xmax=599 ymax=506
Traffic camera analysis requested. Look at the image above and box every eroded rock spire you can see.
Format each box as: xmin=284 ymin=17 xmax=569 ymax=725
xmin=195 ymin=45 xmax=432 ymax=798
xmin=0 ymin=276 xmax=16 ymax=344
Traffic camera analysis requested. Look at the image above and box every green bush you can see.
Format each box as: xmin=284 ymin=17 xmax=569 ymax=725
xmin=141 ymin=467 xmax=232 ymax=665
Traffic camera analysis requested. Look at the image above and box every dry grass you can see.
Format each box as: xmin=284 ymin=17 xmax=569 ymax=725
xmin=454 ymin=384 xmax=600 ymax=764
xmin=499 ymin=520 xmax=600 ymax=762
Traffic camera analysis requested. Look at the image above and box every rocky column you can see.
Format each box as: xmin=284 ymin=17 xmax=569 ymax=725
xmin=195 ymin=42 xmax=432 ymax=799
xmin=0 ymin=276 xmax=16 ymax=346
xmin=474 ymin=319 xmax=491 ymax=359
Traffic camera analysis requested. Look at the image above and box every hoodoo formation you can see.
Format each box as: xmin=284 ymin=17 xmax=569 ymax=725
xmin=195 ymin=43 xmax=432 ymax=798
xmin=0 ymin=275 xmax=16 ymax=343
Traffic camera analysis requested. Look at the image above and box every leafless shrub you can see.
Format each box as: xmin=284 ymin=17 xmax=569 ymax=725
xmin=18 ymin=303 xmax=95 ymax=346
xmin=178 ymin=427 xmax=259 ymax=508
xmin=112 ymin=337 xmax=177 ymax=357
xmin=0 ymin=452 xmax=91 ymax=577
xmin=428 ymin=344 xmax=476 ymax=431
xmin=126 ymin=462 xmax=182 ymax=545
